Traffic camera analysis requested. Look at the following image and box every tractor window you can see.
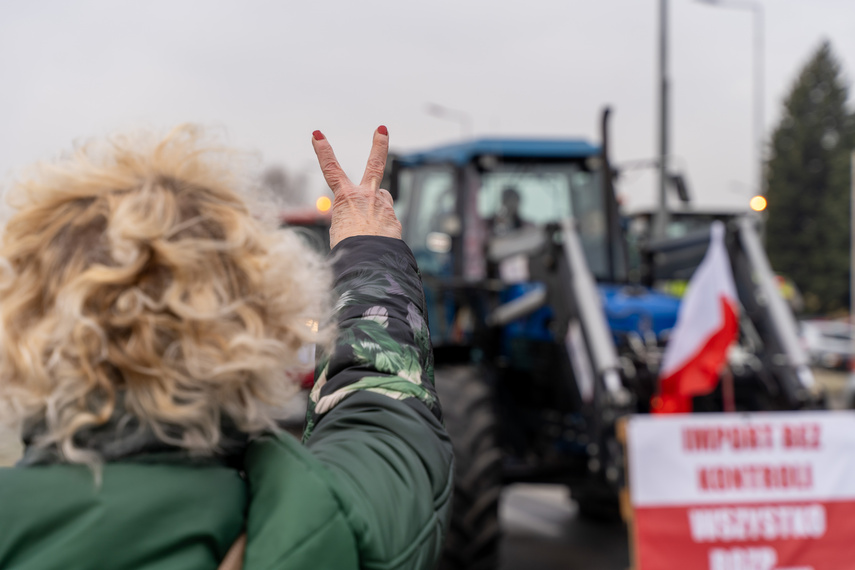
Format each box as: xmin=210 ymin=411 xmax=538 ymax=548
xmin=569 ymin=168 xmax=609 ymax=279
xmin=477 ymin=163 xmax=611 ymax=279
xmin=393 ymin=168 xmax=413 ymax=223
xmin=405 ymin=166 xmax=456 ymax=275
xmin=478 ymin=170 xmax=573 ymax=227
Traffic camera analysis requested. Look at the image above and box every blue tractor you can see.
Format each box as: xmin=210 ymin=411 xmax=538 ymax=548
xmin=386 ymin=110 xmax=820 ymax=570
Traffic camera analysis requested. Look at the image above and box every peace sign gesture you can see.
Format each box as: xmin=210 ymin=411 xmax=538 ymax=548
xmin=311 ymin=126 xmax=402 ymax=249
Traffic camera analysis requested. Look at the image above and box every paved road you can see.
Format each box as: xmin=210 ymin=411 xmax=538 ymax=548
xmin=500 ymin=484 xmax=629 ymax=570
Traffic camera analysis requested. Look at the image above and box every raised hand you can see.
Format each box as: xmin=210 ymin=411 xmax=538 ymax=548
xmin=311 ymin=126 xmax=402 ymax=249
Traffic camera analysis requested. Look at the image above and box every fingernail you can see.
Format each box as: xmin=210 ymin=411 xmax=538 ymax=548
xmin=377 ymin=125 xmax=388 ymax=136
xmin=313 ymin=130 xmax=325 ymax=141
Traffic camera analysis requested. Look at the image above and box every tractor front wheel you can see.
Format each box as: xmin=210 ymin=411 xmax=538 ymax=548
xmin=435 ymin=365 xmax=503 ymax=570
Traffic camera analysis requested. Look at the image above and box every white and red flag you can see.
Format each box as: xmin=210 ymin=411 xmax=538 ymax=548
xmin=654 ymin=221 xmax=739 ymax=413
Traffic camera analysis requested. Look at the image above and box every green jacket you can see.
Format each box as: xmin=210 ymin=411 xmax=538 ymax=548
xmin=0 ymin=237 xmax=453 ymax=569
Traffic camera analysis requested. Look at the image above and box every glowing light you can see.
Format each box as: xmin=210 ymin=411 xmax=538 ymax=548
xmin=316 ymin=196 xmax=332 ymax=212
xmin=749 ymin=195 xmax=767 ymax=212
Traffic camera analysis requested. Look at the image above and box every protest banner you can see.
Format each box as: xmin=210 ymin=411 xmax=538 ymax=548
xmin=625 ymin=411 xmax=855 ymax=570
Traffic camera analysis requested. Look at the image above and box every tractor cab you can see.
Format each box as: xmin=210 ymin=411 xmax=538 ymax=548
xmin=389 ymin=138 xmax=647 ymax=349
xmin=392 ymin=138 xmax=622 ymax=280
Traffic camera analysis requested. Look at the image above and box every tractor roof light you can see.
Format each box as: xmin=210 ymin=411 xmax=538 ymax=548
xmin=316 ymin=195 xmax=332 ymax=213
xmin=749 ymin=195 xmax=767 ymax=212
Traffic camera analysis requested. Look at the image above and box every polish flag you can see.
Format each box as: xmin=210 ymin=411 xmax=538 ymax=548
xmin=653 ymin=221 xmax=739 ymax=414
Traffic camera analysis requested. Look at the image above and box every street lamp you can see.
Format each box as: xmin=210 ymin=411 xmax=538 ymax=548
xmin=696 ymin=0 xmax=765 ymax=198
xmin=749 ymin=195 xmax=767 ymax=212
xmin=653 ymin=0 xmax=671 ymax=239
xmin=426 ymin=103 xmax=473 ymax=139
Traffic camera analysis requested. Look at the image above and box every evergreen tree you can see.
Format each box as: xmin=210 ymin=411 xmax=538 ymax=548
xmin=766 ymin=41 xmax=855 ymax=314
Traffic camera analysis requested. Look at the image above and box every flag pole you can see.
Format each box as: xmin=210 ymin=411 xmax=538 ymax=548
xmin=654 ymin=0 xmax=671 ymax=239
xmin=850 ymin=151 xmax=855 ymax=383
xmin=722 ymin=366 xmax=736 ymax=413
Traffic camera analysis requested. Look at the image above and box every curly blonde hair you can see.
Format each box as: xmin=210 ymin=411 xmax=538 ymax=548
xmin=0 ymin=126 xmax=333 ymax=464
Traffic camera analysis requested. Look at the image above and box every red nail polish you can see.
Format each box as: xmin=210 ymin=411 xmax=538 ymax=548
xmin=377 ymin=125 xmax=388 ymax=136
xmin=313 ymin=130 xmax=324 ymax=141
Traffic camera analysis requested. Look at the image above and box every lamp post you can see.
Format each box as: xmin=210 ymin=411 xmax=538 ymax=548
xmin=653 ymin=0 xmax=671 ymax=239
xmin=426 ymin=103 xmax=473 ymax=140
xmin=850 ymin=151 xmax=855 ymax=387
xmin=696 ymin=0 xmax=765 ymax=198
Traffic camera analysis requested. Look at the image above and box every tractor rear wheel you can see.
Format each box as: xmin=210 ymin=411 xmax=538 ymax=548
xmin=574 ymin=482 xmax=623 ymax=522
xmin=435 ymin=365 xmax=503 ymax=570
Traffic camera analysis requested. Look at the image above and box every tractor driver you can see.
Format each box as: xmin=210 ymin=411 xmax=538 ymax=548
xmin=488 ymin=186 xmax=527 ymax=236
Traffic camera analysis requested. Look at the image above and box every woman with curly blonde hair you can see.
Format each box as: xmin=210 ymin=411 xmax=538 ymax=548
xmin=0 ymin=126 xmax=452 ymax=570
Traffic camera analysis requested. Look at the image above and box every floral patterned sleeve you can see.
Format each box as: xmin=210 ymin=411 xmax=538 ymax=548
xmin=304 ymin=236 xmax=441 ymax=440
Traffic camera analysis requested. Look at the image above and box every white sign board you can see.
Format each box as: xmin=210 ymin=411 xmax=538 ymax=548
xmin=626 ymin=411 xmax=855 ymax=570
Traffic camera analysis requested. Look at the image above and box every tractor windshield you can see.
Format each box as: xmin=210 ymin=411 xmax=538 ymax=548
xmin=478 ymin=163 xmax=611 ymax=279
xmin=397 ymin=159 xmax=621 ymax=283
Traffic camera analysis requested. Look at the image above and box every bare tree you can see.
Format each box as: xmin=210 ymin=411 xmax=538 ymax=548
xmin=261 ymin=165 xmax=309 ymax=206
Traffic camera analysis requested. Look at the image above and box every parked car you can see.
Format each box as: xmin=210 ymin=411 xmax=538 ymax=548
xmin=799 ymin=319 xmax=853 ymax=370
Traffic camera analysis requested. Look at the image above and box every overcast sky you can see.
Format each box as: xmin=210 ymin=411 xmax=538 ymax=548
xmin=1 ymin=0 xmax=853 ymax=212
